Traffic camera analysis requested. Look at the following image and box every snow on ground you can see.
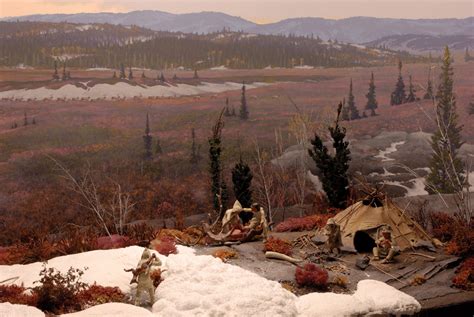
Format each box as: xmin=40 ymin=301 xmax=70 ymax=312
xmin=0 ymin=246 xmax=421 ymax=316
xmin=294 ymin=65 xmax=314 ymax=69
xmin=0 ymin=302 xmax=45 ymax=317
xmin=384 ymin=178 xmax=428 ymax=197
xmin=210 ymin=65 xmax=228 ymax=71
xmin=297 ymin=280 xmax=420 ymax=317
xmin=375 ymin=141 xmax=406 ymax=162
xmin=0 ymin=82 xmax=268 ymax=101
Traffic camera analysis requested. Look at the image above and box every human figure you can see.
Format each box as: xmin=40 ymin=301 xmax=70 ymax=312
xmin=134 ymin=249 xmax=161 ymax=305
xmin=373 ymin=225 xmax=399 ymax=264
xmin=241 ymin=203 xmax=269 ymax=241
xmin=324 ymin=218 xmax=342 ymax=255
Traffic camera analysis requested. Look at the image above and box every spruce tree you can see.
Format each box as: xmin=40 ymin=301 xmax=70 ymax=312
xmin=209 ymin=109 xmax=225 ymax=214
xmin=119 ymin=63 xmax=126 ymax=79
xmin=469 ymin=98 xmax=474 ymax=115
xmin=390 ymin=60 xmax=406 ymax=105
xmin=52 ymin=60 xmax=59 ymax=80
xmin=308 ymin=102 xmax=351 ymax=209
xmin=143 ymin=113 xmax=153 ymax=161
xmin=232 ymin=158 xmax=253 ymax=208
xmin=239 ymin=82 xmax=249 ymax=120
xmin=406 ymin=75 xmax=417 ymax=102
xmin=365 ymin=72 xmax=378 ymax=116
xmin=128 ymin=66 xmax=133 ymax=80
xmin=61 ymin=61 xmax=67 ymax=81
xmin=155 ymin=138 xmax=162 ymax=155
xmin=426 ymin=47 xmax=465 ymax=194
xmin=424 ymin=69 xmax=434 ymax=100
xmin=347 ymin=79 xmax=360 ymax=120
xmin=223 ymin=98 xmax=231 ymax=116
xmin=465 ymin=48 xmax=471 ymax=62
xmin=190 ymin=128 xmax=200 ymax=164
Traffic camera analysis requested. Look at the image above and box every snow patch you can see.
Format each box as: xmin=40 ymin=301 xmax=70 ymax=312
xmin=297 ymin=280 xmax=420 ymax=316
xmin=1 ymin=246 xmax=420 ymax=316
xmin=375 ymin=141 xmax=406 ymax=162
xmin=294 ymin=65 xmax=314 ymax=69
xmin=210 ymin=65 xmax=228 ymax=71
xmin=0 ymin=82 xmax=269 ymax=101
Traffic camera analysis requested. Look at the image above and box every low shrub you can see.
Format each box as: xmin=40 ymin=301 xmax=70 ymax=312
xmin=275 ymin=214 xmax=332 ymax=232
xmin=452 ymin=257 xmax=474 ymax=290
xmin=212 ymin=249 xmax=238 ymax=262
xmin=152 ymin=236 xmax=177 ymax=256
xmin=331 ymin=275 xmax=348 ymax=289
xmin=445 ymin=224 xmax=474 ymax=257
xmin=430 ymin=212 xmax=456 ymax=242
xmin=0 ymin=284 xmax=38 ymax=306
xmin=77 ymin=284 xmax=126 ymax=306
xmin=295 ymin=263 xmax=329 ymax=289
xmin=32 ymin=265 xmax=88 ymax=314
xmin=263 ymin=237 xmax=292 ymax=256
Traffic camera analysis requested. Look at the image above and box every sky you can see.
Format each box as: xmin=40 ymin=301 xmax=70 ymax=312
xmin=0 ymin=0 xmax=472 ymax=22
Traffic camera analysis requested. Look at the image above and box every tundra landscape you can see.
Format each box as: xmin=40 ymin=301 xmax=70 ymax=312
xmin=0 ymin=6 xmax=473 ymax=317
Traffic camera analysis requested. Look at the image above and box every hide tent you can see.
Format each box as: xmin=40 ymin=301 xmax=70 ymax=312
xmin=333 ymin=197 xmax=435 ymax=252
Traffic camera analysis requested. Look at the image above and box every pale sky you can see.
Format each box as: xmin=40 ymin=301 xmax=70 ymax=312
xmin=0 ymin=0 xmax=472 ymax=22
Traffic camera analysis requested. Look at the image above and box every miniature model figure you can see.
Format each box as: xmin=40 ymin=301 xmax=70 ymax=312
xmin=242 ymin=203 xmax=269 ymax=241
xmin=324 ymin=218 xmax=342 ymax=255
xmin=373 ymin=225 xmax=399 ymax=264
xmin=125 ymin=248 xmax=162 ymax=305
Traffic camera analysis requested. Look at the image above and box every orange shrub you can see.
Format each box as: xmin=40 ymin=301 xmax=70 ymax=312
xmin=76 ymin=284 xmax=126 ymax=306
xmin=452 ymin=257 xmax=474 ymax=290
xmin=0 ymin=284 xmax=38 ymax=306
xmin=295 ymin=263 xmax=329 ymax=289
xmin=152 ymin=236 xmax=177 ymax=256
xmin=275 ymin=214 xmax=332 ymax=232
xmin=263 ymin=236 xmax=292 ymax=256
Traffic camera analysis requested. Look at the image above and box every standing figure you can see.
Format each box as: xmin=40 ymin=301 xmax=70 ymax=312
xmin=132 ymin=249 xmax=161 ymax=305
xmin=324 ymin=218 xmax=342 ymax=255
xmin=373 ymin=225 xmax=399 ymax=264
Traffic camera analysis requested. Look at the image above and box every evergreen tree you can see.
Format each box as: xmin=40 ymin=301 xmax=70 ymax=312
xmin=155 ymin=138 xmax=162 ymax=155
xmin=390 ymin=60 xmax=406 ymax=105
xmin=223 ymin=98 xmax=231 ymax=116
xmin=365 ymin=72 xmax=378 ymax=116
xmin=190 ymin=128 xmax=201 ymax=164
xmin=341 ymin=99 xmax=349 ymax=121
xmin=119 ymin=63 xmax=126 ymax=79
xmin=231 ymin=158 xmax=253 ymax=208
xmin=23 ymin=111 xmax=28 ymax=126
xmin=61 ymin=61 xmax=67 ymax=81
xmin=423 ymin=68 xmax=434 ymax=100
xmin=308 ymin=102 xmax=351 ymax=209
xmin=209 ymin=109 xmax=225 ymax=213
xmin=426 ymin=47 xmax=465 ymax=194
xmin=143 ymin=113 xmax=153 ymax=161
xmin=160 ymin=72 xmax=165 ymax=82
xmin=52 ymin=60 xmax=59 ymax=80
xmin=465 ymin=48 xmax=472 ymax=62
xmin=347 ymin=79 xmax=360 ymax=120
xmin=469 ymin=98 xmax=474 ymax=115
xmin=239 ymin=82 xmax=249 ymax=120
xmin=128 ymin=66 xmax=133 ymax=80
xmin=406 ymin=75 xmax=417 ymax=102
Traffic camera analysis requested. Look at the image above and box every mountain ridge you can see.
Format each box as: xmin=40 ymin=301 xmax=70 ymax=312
xmin=2 ymin=10 xmax=473 ymax=44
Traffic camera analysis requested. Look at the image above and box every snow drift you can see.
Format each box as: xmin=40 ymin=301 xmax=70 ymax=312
xmin=0 ymin=82 xmax=268 ymax=101
xmin=0 ymin=246 xmax=421 ymax=316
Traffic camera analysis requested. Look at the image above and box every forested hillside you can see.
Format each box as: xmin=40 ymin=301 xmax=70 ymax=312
xmin=0 ymin=21 xmax=424 ymax=70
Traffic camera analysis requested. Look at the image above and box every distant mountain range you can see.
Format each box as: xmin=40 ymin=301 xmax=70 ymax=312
xmin=2 ymin=10 xmax=473 ymax=45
